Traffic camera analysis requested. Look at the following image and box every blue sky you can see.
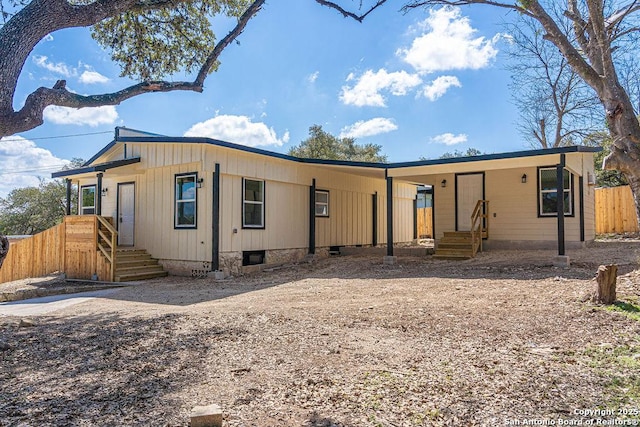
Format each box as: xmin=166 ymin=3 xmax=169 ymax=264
xmin=0 ymin=1 xmax=525 ymax=196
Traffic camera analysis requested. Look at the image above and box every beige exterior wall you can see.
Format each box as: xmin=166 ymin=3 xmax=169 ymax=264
xmin=406 ymin=152 xmax=596 ymax=247
xmin=78 ymin=141 xmax=416 ymax=271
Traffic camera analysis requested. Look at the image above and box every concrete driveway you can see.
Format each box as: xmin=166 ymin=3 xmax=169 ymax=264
xmin=0 ymin=288 xmax=122 ymax=317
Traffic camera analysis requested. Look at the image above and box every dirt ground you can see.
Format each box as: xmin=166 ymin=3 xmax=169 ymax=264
xmin=1 ymin=240 xmax=640 ymax=426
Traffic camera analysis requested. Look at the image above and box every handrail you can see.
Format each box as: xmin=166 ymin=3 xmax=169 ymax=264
xmin=96 ymin=215 xmax=118 ymax=282
xmin=470 ymin=200 xmax=489 ymax=256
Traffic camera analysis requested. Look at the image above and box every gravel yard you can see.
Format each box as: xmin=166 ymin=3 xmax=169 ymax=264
xmin=1 ymin=240 xmax=640 ymax=426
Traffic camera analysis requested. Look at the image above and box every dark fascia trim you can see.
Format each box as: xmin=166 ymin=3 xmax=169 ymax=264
xmin=117 ymin=136 xmax=388 ymax=169
xmin=385 ymin=146 xmax=603 ymax=169
xmin=83 ymin=139 xmax=117 ymax=166
xmin=117 ymin=136 xmax=602 ymax=169
xmin=52 ymin=157 xmax=142 ymax=178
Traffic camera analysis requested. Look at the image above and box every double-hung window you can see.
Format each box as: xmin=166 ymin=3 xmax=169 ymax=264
xmin=175 ymin=173 xmax=197 ymax=228
xmin=315 ymin=190 xmax=329 ymax=217
xmin=243 ymin=178 xmax=265 ymax=228
xmin=80 ymin=185 xmax=96 ymax=215
xmin=539 ymin=167 xmax=573 ymax=216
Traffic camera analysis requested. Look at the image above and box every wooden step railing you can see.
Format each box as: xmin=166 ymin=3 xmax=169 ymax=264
xmin=470 ymin=200 xmax=489 ymax=256
xmin=96 ymin=215 xmax=118 ymax=282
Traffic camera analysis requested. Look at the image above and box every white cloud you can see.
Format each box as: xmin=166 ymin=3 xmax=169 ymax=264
xmin=43 ymin=34 xmax=54 ymax=42
xmin=430 ymin=133 xmax=468 ymax=145
xmin=308 ymin=71 xmax=319 ymax=83
xmin=43 ymin=105 xmax=118 ymax=127
xmin=398 ymin=7 xmax=500 ymax=74
xmin=339 ymin=118 xmax=398 ymax=139
xmin=32 ymin=55 xmax=75 ymax=77
xmin=184 ymin=115 xmax=289 ymax=147
xmin=79 ymin=70 xmax=110 ymax=84
xmin=422 ymin=75 xmax=462 ymax=101
xmin=340 ymin=69 xmax=422 ymax=107
xmin=0 ymin=136 xmax=70 ymax=197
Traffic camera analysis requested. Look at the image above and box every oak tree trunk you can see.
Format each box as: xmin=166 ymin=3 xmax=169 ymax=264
xmin=0 ymin=235 xmax=8 ymax=270
xmin=592 ymin=264 xmax=617 ymax=304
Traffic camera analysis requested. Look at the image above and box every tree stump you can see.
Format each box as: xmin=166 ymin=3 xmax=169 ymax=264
xmin=0 ymin=235 xmax=9 ymax=270
xmin=592 ymin=264 xmax=617 ymax=304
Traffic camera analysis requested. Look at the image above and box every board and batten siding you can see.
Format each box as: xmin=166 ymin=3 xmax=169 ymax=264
xmin=424 ymin=153 xmax=596 ymax=245
xmin=109 ymin=141 xmax=417 ymax=262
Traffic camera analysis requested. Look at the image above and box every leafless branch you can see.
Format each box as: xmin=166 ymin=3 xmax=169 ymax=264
xmin=315 ymin=0 xmax=389 ymax=22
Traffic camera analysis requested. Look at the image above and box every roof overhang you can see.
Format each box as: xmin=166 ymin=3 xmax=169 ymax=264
xmin=52 ymin=157 xmax=142 ymax=179
xmin=387 ymin=146 xmax=601 ymax=183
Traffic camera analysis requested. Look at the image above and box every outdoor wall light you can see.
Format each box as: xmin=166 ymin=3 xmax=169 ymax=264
xmin=521 ymin=174 xmax=527 ymax=184
xmin=101 ymin=188 xmax=108 ymax=196
xmin=441 ymin=179 xmax=447 ymax=188
xmin=196 ymin=178 xmax=204 ymax=188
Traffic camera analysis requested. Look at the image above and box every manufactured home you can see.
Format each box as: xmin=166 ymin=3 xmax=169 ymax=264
xmin=0 ymin=127 xmax=600 ymax=284
xmin=51 ymin=128 xmax=417 ymax=278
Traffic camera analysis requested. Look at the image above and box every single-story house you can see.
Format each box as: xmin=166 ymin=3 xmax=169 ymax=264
xmin=51 ymin=127 xmax=600 ymax=278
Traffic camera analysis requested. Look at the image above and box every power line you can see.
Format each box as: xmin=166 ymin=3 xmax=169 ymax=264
xmin=0 ymin=130 xmax=112 ymax=143
xmin=0 ymin=164 xmax=69 ymax=175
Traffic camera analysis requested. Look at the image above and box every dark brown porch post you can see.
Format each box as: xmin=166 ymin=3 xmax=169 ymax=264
xmin=386 ymin=175 xmax=394 ymax=257
xmin=96 ymin=173 xmax=103 ymax=216
xmin=556 ymin=154 xmax=566 ymax=256
xmin=65 ymin=179 xmax=72 ymax=216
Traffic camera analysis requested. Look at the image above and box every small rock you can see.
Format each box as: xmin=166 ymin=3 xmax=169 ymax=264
xmin=190 ymin=404 xmax=222 ymax=427
xmin=19 ymin=318 xmax=36 ymax=328
xmin=0 ymin=339 xmax=11 ymax=351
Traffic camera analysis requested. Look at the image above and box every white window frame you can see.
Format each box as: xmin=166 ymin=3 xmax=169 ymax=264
xmin=315 ymin=190 xmax=329 ymax=217
xmin=80 ymin=185 xmax=96 ymax=215
xmin=242 ymin=178 xmax=265 ymax=229
xmin=175 ymin=173 xmax=197 ymax=228
xmin=538 ymin=167 xmax=573 ymax=217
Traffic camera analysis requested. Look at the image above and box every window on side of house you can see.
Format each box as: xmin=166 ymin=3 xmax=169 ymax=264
xmin=315 ymin=190 xmax=329 ymax=217
xmin=539 ymin=167 xmax=573 ymax=216
xmin=80 ymin=185 xmax=96 ymax=215
xmin=243 ymin=178 xmax=265 ymax=228
xmin=175 ymin=173 xmax=197 ymax=228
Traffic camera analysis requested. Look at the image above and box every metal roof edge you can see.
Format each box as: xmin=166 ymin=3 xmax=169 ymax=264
xmin=385 ymin=146 xmax=602 ymax=169
xmin=117 ymin=136 xmax=389 ymax=169
xmin=53 ymin=157 xmax=141 ymax=178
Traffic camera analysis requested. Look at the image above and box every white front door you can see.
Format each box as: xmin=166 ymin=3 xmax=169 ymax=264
xmin=456 ymin=173 xmax=484 ymax=231
xmin=117 ymin=183 xmax=135 ymax=246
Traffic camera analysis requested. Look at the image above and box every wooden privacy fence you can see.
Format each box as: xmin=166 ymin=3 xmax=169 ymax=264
xmin=0 ymin=216 xmax=112 ymax=284
xmin=417 ymin=207 xmax=433 ymax=238
xmin=595 ymin=186 xmax=639 ymax=234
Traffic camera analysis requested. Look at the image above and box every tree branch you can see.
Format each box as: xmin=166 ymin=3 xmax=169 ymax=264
xmin=403 ymin=0 xmax=533 ymax=18
xmin=194 ymin=0 xmax=265 ymax=86
xmin=315 ymin=0 xmax=389 ymax=22
xmin=0 ymin=0 xmax=265 ymax=137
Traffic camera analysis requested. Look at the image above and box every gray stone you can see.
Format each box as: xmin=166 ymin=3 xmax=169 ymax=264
xmin=553 ymin=255 xmax=570 ymax=268
xmin=383 ymin=255 xmax=398 ymax=265
xmin=190 ymin=404 xmax=222 ymax=427
xmin=0 ymin=339 xmax=11 ymax=351
xmin=207 ymin=270 xmax=226 ymax=280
